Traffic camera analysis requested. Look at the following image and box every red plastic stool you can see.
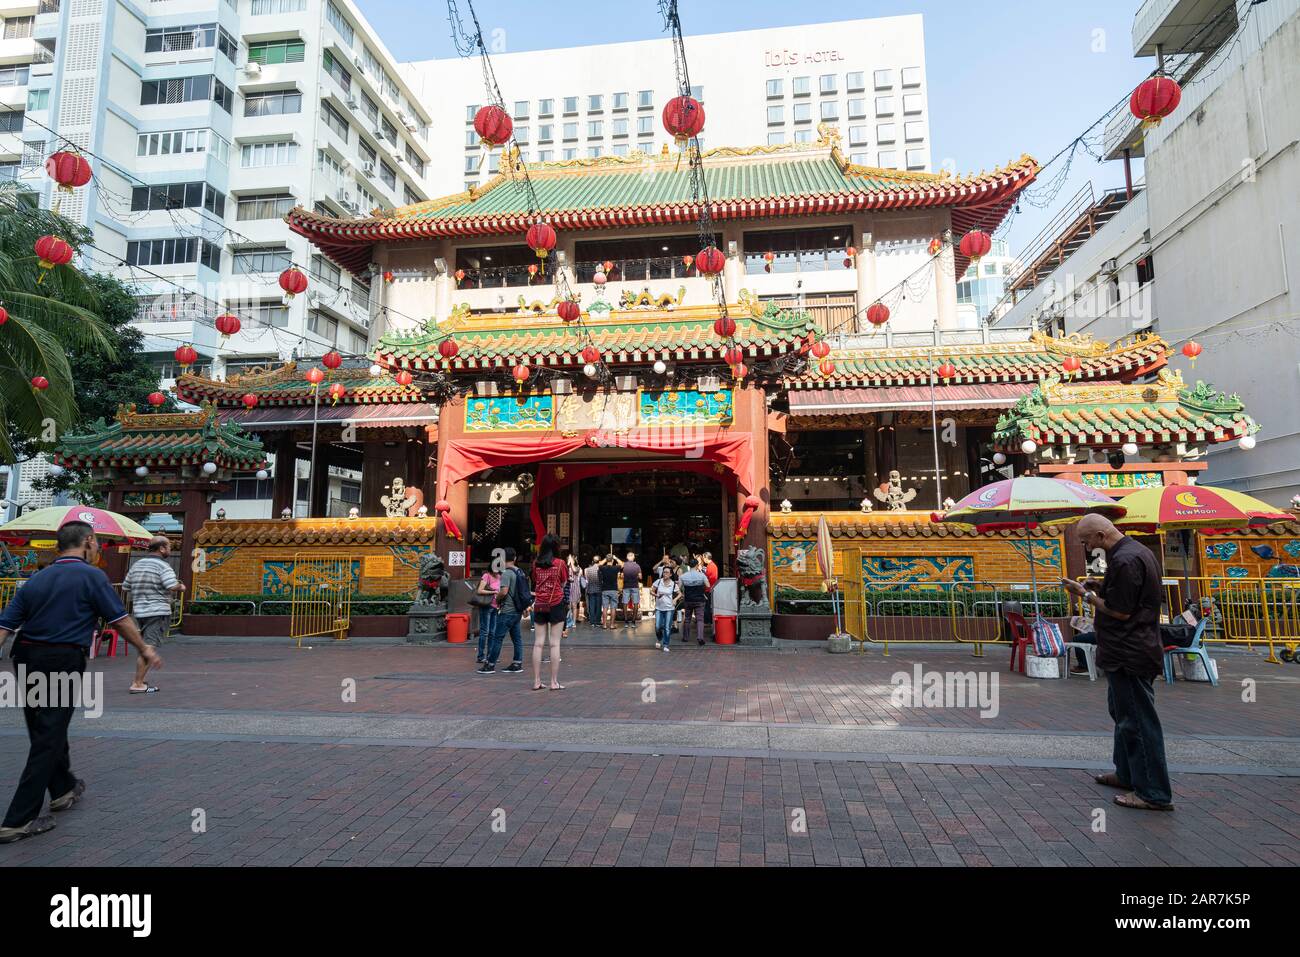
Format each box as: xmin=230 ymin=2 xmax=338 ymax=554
xmin=91 ymin=626 xmax=122 ymax=659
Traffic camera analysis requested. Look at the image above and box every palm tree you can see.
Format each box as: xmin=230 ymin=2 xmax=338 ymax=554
xmin=0 ymin=183 xmax=115 ymax=464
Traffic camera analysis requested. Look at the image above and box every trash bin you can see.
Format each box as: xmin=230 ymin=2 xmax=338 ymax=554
xmin=446 ymin=613 xmax=469 ymax=644
xmin=714 ymin=614 xmax=736 ymax=645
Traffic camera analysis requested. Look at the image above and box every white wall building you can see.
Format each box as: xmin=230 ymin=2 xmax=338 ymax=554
xmin=403 ymin=14 xmax=932 ymax=196
xmin=995 ymin=0 xmax=1300 ymax=505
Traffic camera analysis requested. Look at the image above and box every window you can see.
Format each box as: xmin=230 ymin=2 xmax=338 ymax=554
xmin=379 ymin=162 xmax=396 ymax=189
xmin=359 ymin=94 xmax=379 ymax=125
xmin=0 ymin=65 xmax=30 ymax=87
xmin=4 ymin=16 xmax=34 ymax=39
xmin=326 ymin=1 xmax=354 ymax=46
xmin=138 ymin=129 xmax=229 ymax=162
xmin=847 ymin=98 xmax=866 ymax=119
xmin=0 ymin=111 xmax=23 ymax=133
xmin=252 ymin=0 xmax=308 ymax=11
xmin=404 ymin=145 xmax=425 ymax=176
xmin=793 ymin=103 xmax=811 ymax=123
xmin=792 ymin=76 xmax=810 ymax=96
xmin=563 ymin=96 xmax=578 ymax=114
xmin=637 ymin=90 xmax=653 ymax=109
xmin=487 ymin=151 xmax=499 ymax=174
xmin=320 ymin=100 xmax=349 ymax=141
xmin=904 ymin=121 xmax=924 ymax=142
xmin=875 ymin=96 xmax=894 ymax=116
xmin=247 ymin=39 xmax=305 ymax=65
xmin=611 ymin=118 xmax=628 ymax=138
xmin=463 ymin=154 xmax=478 ymax=173
xmin=588 ymin=94 xmax=602 ymax=112
xmin=236 ymin=192 xmax=294 ymax=221
xmin=307 ymin=311 xmax=337 ymax=342
xmin=538 ymin=124 xmax=553 ymax=142
xmin=144 ymin=23 xmax=234 ymax=60
xmin=877 ymin=150 xmax=897 ymax=168
xmin=513 ymin=100 xmax=528 ymax=120
xmin=466 ymin=104 xmax=478 ymax=123
xmin=464 ymin=129 xmax=479 ymax=148
xmin=876 ymin=123 xmax=895 ymax=143
xmin=587 ymin=146 xmax=602 ymax=158
xmin=637 ymin=115 xmax=653 ymax=135
xmin=766 ymin=79 xmax=783 ymax=98
xmin=901 ymin=66 xmax=922 ymax=87
xmin=690 ymin=85 xmax=703 ymax=102
xmin=873 ymin=69 xmax=893 ymax=89
xmin=1136 ymin=255 xmax=1155 ymax=286
xmin=538 ymin=98 xmax=553 ymax=116
xmin=323 ymin=50 xmax=351 ymax=93
xmin=249 ymin=302 xmax=289 ymax=328
xmin=587 ymin=120 xmax=602 ymax=139
xmin=562 ymin=122 xmax=577 ymax=141
xmin=126 ymin=237 xmax=221 ymax=271
xmin=612 ymin=92 xmax=628 ymax=111
xmin=848 ymin=126 xmax=868 ymax=146
xmin=514 ymin=125 xmax=530 ymax=144
xmin=0 ymin=160 xmax=18 ymax=182
xmin=537 ymin=150 xmax=552 ymax=162
xmin=906 ymin=149 xmax=926 ymax=170
xmin=26 ymin=89 xmax=49 ymax=112
xmin=244 ymin=89 xmax=302 ymax=117
xmin=766 ymin=105 xmax=783 ymax=125
xmin=612 ymin=143 xmax=629 ymax=157
xmin=846 ymin=71 xmax=865 ymax=92
xmin=141 ymin=76 xmax=231 ymax=112
xmin=793 ymin=129 xmax=813 ymax=143
xmin=903 ymin=94 xmax=923 ymax=114
xmin=819 ymin=74 xmax=836 ymax=94
xmin=766 ymin=132 xmax=784 ymax=146
xmin=404 ymin=185 xmax=419 ymax=205
xmin=742 ymin=224 xmax=853 ymax=276
xmin=233 ymin=246 xmax=292 ymax=274
xmin=240 ymin=140 xmax=297 ymax=168
xmin=820 ymin=101 xmax=838 ymax=121
xmin=359 ymin=139 xmax=377 ymax=166
xmin=131 ymin=182 xmax=222 ymax=214
xmin=21 ymin=140 xmax=44 ymax=167
xmin=562 ymin=148 xmax=577 ymax=160
xmin=310 ymin=255 xmax=340 ymax=289
xmin=849 ymin=152 xmax=869 ymax=165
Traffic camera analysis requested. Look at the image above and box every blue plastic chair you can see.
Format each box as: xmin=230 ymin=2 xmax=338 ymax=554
xmin=1162 ymin=616 xmax=1217 ymax=686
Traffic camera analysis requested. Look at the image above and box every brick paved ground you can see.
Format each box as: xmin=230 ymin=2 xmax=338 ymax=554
xmin=1 ymin=639 xmax=1296 ymax=866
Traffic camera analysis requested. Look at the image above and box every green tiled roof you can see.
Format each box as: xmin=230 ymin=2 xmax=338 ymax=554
xmin=56 ymin=403 xmax=267 ymax=471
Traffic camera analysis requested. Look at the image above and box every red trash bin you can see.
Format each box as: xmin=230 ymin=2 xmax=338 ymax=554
xmin=713 ymin=614 xmax=736 ymax=645
xmin=446 ymin=613 xmax=470 ymax=644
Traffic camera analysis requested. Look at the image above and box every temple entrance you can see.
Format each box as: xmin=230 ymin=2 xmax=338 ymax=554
xmin=576 ymin=471 xmax=724 ymax=567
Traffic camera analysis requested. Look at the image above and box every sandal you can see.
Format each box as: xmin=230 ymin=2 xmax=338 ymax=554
xmin=549 ymin=684 xmax=565 ymax=691
xmin=1114 ymin=793 xmax=1175 ymax=812
xmin=532 ymin=684 xmax=545 ymax=691
xmin=128 ymin=686 xmax=159 ymax=694
xmin=1094 ymin=772 xmax=1129 ymax=789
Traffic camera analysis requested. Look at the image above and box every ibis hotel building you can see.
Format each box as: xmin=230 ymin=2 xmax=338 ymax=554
xmin=403 ymin=14 xmax=933 ymax=195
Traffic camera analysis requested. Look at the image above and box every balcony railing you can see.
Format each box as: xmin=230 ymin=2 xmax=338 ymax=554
xmin=37 ymin=0 xmax=59 ymax=14
xmin=573 ymin=255 xmax=699 ymax=283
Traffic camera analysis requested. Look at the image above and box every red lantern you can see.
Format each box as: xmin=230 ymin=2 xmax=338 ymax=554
xmin=321 ymin=350 xmax=343 ymax=370
xmin=435 ymin=498 xmax=462 ymax=541
xmin=763 ymin=251 xmax=775 ymax=273
xmin=527 ymin=263 xmax=538 ymax=279
xmin=34 ymin=234 xmax=74 ymax=277
xmin=174 ymin=344 xmax=198 ymax=369
xmin=731 ymin=362 xmax=748 ymax=381
xmin=45 ymin=151 xmax=93 ymax=192
xmin=723 ymin=345 xmax=744 ymax=366
xmin=1062 ymin=356 xmax=1082 ymax=376
xmin=279 ymin=268 xmax=308 ymax=298
xmin=866 ymin=303 xmax=890 ymax=326
xmin=928 ymin=238 xmax=943 ymax=256
xmin=937 ymin=362 xmax=957 ymax=381
xmin=438 ymin=337 xmax=459 ymax=362
xmin=31 ymin=375 xmax=49 ymax=391
xmin=844 ymin=247 xmax=858 ymax=269
xmin=811 ymin=340 xmax=831 ymax=359
xmin=327 ymin=382 xmax=346 ymax=405
xmin=0 ymin=305 xmax=7 ymax=326
xmin=681 ymin=254 xmax=694 ymax=270
xmin=1182 ymin=340 xmax=1202 ymax=367
xmin=818 ymin=359 xmax=836 ymax=377
xmin=581 ymin=345 xmax=601 ymax=364
xmin=395 ymin=369 xmax=414 ymax=387
xmin=214 ymin=313 xmax=241 ymax=338
xmin=695 ymin=246 xmax=725 ymax=276
xmin=959 ymin=230 xmax=992 ymax=262
xmin=454 ymin=268 xmax=465 ymax=286
xmin=713 ymin=316 xmax=736 ymax=339
xmin=662 ymin=95 xmax=705 ymax=146
xmin=512 ymin=363 xmax=530 ymax=386
xmin=305 ymin=367 xmax=325 ymax=387
xmin=241 ymin=393 xmax=259 ymax=409
xmin=602 ymin=260 xmax=614 ymax=274
xmin=525 ymin=222 xmax=557 ymax=269
xmin=473 ymin=104 xmax=513 ymax=147
xmin=557 ymin=299 xmax=581 ymax=323
xmin=147 ymin=391 xmax=166 ymax=407
xmin=1130 ymin=75 xmax=1182 ymax=129
xmin=383 ymin=270 xmax=395 ymax=283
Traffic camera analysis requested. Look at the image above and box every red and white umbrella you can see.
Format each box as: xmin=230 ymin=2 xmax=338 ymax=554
xmin=0 ymin=506 xmax=154 ymax=546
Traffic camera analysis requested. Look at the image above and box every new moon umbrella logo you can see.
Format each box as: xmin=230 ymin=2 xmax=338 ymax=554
xmin=1175 ymin=492 xmax=1202 ymax=509
xmin=973 ymin=488 xmax=1000 ymax=507
xmin=77 ymin=511 xmax=96 ymax=523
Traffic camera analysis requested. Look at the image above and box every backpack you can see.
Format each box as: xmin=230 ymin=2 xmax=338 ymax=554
xmin=532 ymin=563 xmax=565 ymax=612
xmin=509 ymin=567 xmax=533 ymax=615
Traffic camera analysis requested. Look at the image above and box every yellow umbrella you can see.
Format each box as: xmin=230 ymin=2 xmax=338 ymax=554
xmin=0 ymin=506 xmax=153 ymax=545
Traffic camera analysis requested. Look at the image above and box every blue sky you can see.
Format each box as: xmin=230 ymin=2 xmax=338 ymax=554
xmin=356 ymin=1 xmax=1154 ymax=255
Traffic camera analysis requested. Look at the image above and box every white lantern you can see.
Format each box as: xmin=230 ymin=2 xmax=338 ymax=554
xmin=256 ymin=469 xmax=269 ymax=480
xmin=1121 ymin=442 xmax=1139 ymax=457
xmin=991 ymin=452 xmax=1007 ymax=466
xmin=48 ymin=464 xmax=65 ymax=477
xmin=348 ymin=507 xmax=359 ymax=519
xmin=653 ymin=360 xmax=667 ymax=375
xmin=215 ymin=508 xmax=226 ymax=520
xmin=1020 ymin=439 xmax=1038 ymax=455
xmin=1238 ymin=435 xmax=1256 ymax=450
xmin=280 ymin=507 xmax=292 ymax=520
xmin=135 ymin=465 xmax=149 ymax=477
xmin=583 ymin=363 xmax=597 ymax=378
xmin=202 ymin=461 xmax=218 ymax=475
xmin=417 ymin=505 xmax=429 ymax=518
xmin=369 ymin=364 xmax=382 ymax=377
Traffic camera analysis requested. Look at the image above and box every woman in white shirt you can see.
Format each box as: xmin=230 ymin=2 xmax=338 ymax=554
xmin=652 ymin=565 xmax=678 ymax=652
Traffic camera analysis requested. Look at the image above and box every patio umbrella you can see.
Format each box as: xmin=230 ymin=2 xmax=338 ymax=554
xmin=815 ymin=514 xmax=842 ymax=636
xmin=1113 ymin=484 xmax=1293 ymax=601
xmin=933 ymin=477 xmax=1127 ymax=619
xmin=0 ymin=506 xmax=154 ymax=546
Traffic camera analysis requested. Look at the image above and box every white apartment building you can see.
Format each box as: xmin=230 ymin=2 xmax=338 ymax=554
xmin=995 ymin=0 xmax=1300 ymax=505
xmin=403 ymin=14 xmax=932 ymax=196
xmin=5 ymin=0 xmax=435 ymax=382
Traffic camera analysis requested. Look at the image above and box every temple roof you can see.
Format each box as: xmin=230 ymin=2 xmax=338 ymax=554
xmin=55 ymin=402 xmax=267 ymax=472
xmin=786 ymin=331 xmax=1169 ymax=389
xmin=769 ymin=512 xmax=1064 ymax=539
xmin=287 ymin=131 xmax=1038 ymax=277
xmin=177 ymin=359 xmax=424 ymax=408
xmin=993 ymin=369 xmax=1259 ymax=449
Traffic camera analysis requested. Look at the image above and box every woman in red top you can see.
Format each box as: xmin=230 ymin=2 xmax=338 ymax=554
xmin=531 ymin=533 xmax=568 ymax=691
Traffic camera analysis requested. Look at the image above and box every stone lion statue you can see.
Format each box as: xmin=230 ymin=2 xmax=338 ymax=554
xmin=737 ymin=546 xmax=767 ymax=609
xmin=416 ymin=552 xmax=449 ymax=607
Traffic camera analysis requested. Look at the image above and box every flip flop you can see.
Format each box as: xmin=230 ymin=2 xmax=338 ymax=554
xmin=1114 ymin=792 xmax=1175 ymax=811
xmin=1094 ymin=772 xmax=1129 ymax=789
xmin=532 ymin=684 xmax=545 ymax=691
xmin=128 ymin=686 xmax=159 ymax=694
xmin=549 ymin=684 xmax=565 ymax=691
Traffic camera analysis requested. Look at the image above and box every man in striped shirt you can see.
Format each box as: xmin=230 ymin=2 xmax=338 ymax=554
xmin=122 ymin=537 xmax=184 ymax=694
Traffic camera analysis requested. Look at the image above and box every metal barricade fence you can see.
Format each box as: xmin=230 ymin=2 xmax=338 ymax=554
xmin=0 ymin=578 xmax=22 ymax=611
xmin=1161 ymin=576 xmax=1300 ymax=664
xmin=288 ymin=554 xmax=357 ymax=648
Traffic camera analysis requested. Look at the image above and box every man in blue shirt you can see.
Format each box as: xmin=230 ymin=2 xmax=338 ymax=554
xmin=0 ymin=521 xmax=161 ymax=844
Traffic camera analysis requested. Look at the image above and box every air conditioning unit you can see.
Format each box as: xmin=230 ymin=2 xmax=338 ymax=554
xmin=372 ymin=126 xmax=385 ymax=139
xmin=391 ymin=150 xmax=404 ymax=165
xmin=354 ymin=57 xmax=366 ymax=74
xmin=243 ymin=61 xmax=262 ymax=77
xmin=361 ymin=161 xmax=375 ymax=176
xmin=345 ymin=97 xmax=359 ymax=110
xmin=335 ymin=188 xmax=352 ymax=203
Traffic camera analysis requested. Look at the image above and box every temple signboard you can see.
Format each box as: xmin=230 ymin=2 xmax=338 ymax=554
xmin=121 ymin=491 xmax=184 ymax=508
xmin=1080 ymin=472 xmax=1163 ymax=491
xmin=464 ymin=388 xmax=733 ymax=433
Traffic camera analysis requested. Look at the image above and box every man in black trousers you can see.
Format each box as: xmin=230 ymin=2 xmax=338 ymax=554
xmin=1064 ymin=514 xmax=1173 ymax=812
xmin=0 ymin=521 xmax=162 ymax=844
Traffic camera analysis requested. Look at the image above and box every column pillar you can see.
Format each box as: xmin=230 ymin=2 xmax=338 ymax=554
xmin=271 ymin=433 xmax=297 ymax=518
xmin=433 ymin=239 xmax=453 ymax=325
xmin=309 ymin=440 xmax=332 ymax=517
xmin=722 ymin=224 xmax=744 ymax=304
xmin=935 ymin=225 xmax=960 ymax=330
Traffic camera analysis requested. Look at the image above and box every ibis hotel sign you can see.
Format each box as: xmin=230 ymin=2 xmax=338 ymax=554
xmin=765 ymin=48 xmax=846 ymax=67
